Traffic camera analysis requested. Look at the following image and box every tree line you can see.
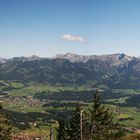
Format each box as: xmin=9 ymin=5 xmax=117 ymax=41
xmin=1 ymin=91 xmax=140 ymax=140
xmin=57 ymin=91 xmax=124 ymax=140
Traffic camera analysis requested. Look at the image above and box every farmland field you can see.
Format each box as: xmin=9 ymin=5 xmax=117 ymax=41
xmin=1 ymin=80 xmax=140 ymax=138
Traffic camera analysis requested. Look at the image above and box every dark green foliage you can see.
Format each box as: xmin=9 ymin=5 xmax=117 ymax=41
xmin=0 ymin=102 xmax=2 ymax=109
xmin=57 ymin=120 xmax=69 ymax=140
xmin=0 ymin=103 xmax=12 ymax=140
xmin=57 ymin=91 xmax=118 ymax=140
xmin=57 ymin=105 xmax=82 ymax=140
xmin=34 ymin=90 xmax=128 ymax=103
xmin=67 ymin=105 xmax=82 ymax=140
xmin=89 ymin=91 xmax=115 ymax=140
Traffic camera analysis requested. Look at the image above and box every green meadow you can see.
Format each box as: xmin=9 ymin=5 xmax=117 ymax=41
xmin=1 ymin=80 xmax=140 ymax=137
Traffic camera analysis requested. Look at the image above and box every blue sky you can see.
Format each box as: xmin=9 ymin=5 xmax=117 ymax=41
xmin=0 ymin=0 xmax=140 ymax=58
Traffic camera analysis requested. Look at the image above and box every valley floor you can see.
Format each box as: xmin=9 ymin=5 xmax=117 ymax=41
xmin=1 ymin=80 xmax=140 ymax=139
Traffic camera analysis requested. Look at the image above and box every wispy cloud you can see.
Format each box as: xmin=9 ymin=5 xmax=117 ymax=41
xmin=61 ymin=34 xmax=87 ymax=43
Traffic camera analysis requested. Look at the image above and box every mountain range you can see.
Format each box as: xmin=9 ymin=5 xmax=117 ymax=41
xmin=0 ymin=53 xmax=140 ymax=89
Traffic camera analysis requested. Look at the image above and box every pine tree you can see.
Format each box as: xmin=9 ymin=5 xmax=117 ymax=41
xmin=89 ymin=90 xmax=115 ymax=140
xmin=57 ymin=105 xmax=82 ymax=140
xmin=57 ymin=91 xmax=120 ymax=140
xmin=0 ymin=102 xmax=13 ymax=140
xmin=57 ymin=119 xmax=69 ymax=140
xmin=68 ymin=105 xmax=81 ymax=140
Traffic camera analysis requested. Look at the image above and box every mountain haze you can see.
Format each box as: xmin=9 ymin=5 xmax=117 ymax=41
xmin=0 ymin=53 xmax=139 ymax=88
xmin=55 ymin=53 xmax=133 ymax=65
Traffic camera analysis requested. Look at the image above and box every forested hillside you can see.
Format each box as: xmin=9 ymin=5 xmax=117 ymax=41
xmin=0 ymin=53 xmax=140 ymax=88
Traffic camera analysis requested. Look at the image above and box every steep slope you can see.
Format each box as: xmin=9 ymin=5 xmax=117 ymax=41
xmin=0 ymin=59 xmax=115 ymax=85
xmin=0 ymin=53 xmax=139 ymax=88
xmin=0 ymin=57 xmax=7 ymax=64
xmin=101 ymin=58 xmax=140 ymax=89
xmin=55 ymin=53 xmax=133 ymax=66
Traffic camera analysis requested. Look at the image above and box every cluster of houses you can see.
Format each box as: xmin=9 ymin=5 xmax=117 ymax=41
xmin=1 ymin=95 xmax=43 ymax=110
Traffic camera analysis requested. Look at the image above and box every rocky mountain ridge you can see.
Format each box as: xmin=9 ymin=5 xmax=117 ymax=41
xmin=0 ymin=53 xmax=139 ymax=88
xmin=0 ymin=53 xmax=135 ymax=64
xmin=55 ymin=53 xmax=133 ymax=65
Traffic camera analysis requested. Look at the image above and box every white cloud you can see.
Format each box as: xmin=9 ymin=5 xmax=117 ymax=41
xmin=61 ymin=34 xmax=87 ymax=43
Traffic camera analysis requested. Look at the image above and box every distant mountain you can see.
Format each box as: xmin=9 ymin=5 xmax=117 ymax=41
xmin=0 ymin=57 xmax=7 ymax=64
xmin=55 ymin=53 xmax=133 ymax=66
xmin=9 ymin=55 xmax=43 ymax=62
xmin=0 ymin=53 xmax=140 ymax=89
